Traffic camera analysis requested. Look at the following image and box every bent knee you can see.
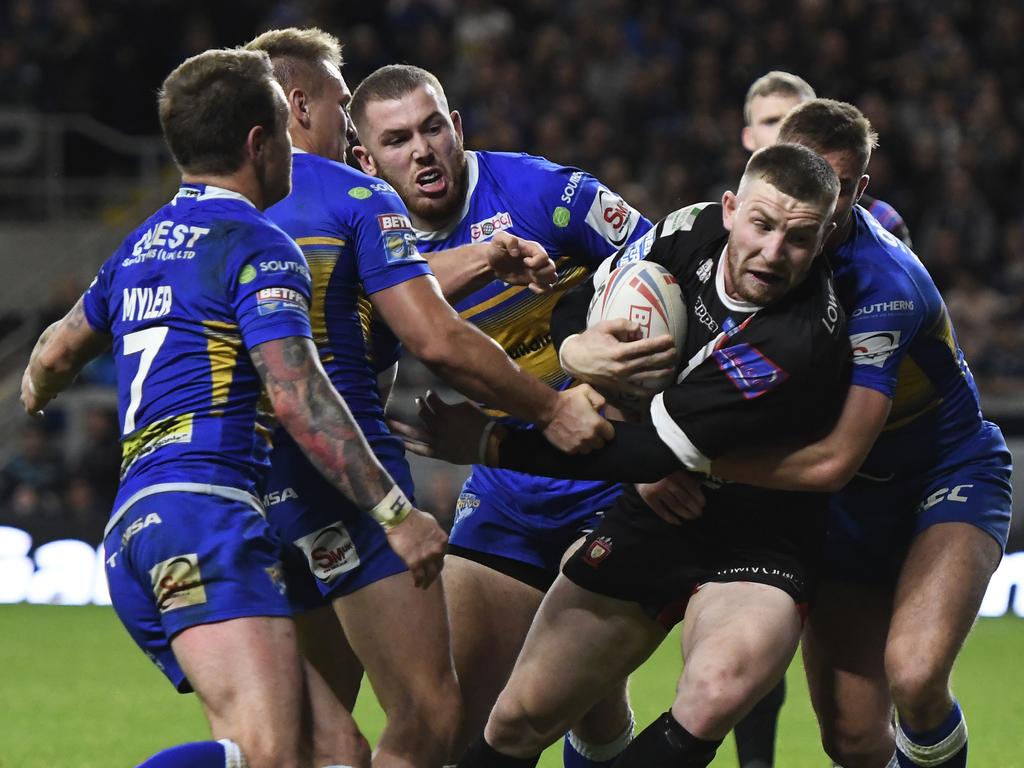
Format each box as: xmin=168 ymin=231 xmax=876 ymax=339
xmin=885 ymin=649 xmax=950 ymax=712
xmin=675 ymin=665 xmax=764 ymax=736
xmin=487 ymin=692 xmax=567 ymax=755
xmin=819 ymin=714 xmax=894 ymax=767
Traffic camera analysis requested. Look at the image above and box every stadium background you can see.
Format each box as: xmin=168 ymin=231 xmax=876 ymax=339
xmin=0 ymin=1 xmax=1022 ymax=765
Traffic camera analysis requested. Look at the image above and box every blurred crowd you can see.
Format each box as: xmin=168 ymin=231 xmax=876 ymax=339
xmin=2 ymin=0 xmax=1021 ymax=544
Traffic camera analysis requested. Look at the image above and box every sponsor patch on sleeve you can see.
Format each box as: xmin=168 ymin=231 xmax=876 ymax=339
xmin=256 ymin=286 xmax=309 ymax=316
xmin=849 ymin=330 xmax=902 ymax=367
xmin=150 ymin=553 xmax=207 ymax=612
xmin=377 ymin=212 xmax=420 ymax=262
xmin=712 ymin=342 xmax=789 ymax=399
xmin=585 ymin=187 xmax=640 ymax=248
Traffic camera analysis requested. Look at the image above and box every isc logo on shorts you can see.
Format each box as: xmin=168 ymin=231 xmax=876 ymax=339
xmin=149 ymin=553 xmax=207 ymax=612
xmin=294 ymin=523 xmax=360 ymax=583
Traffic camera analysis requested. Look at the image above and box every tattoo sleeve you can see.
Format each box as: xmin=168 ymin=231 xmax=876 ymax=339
xmin=29 ymin=297 xmax=111 ymax=397
xmin=251 ymin=336 xmax=396 ymax=511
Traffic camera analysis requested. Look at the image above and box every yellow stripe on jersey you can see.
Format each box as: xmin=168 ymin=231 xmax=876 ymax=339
xmin=296 ymin=236 xmax=346 ymax=247
xmin=304 ymin=250 xmax=341 ymax=363
xmin=885 ymin=355 xmax=939 ymax=431
xmin=202 ymin=321 xmax=242 ymax=408
xmin=122 ymin=412 xmax=195 ymax=475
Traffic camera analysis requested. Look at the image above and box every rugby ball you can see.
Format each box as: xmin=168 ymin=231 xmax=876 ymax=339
xmin=587 ymin=260 xmax=687 ymax=394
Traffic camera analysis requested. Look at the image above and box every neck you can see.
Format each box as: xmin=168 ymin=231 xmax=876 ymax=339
xmin=182 ymin=171 xmax=263 ymax=210
xmin=825 ymin=213 xmax=855 ymax=256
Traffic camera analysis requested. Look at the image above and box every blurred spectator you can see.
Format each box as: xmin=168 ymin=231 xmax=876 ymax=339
xmin=71 ymin=406 xmax=121 ymax=510
xmin=0 ymin=422 xmax=67 ymax=502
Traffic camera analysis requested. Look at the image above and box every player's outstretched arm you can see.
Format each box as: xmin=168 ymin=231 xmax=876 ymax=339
xmin=21 ymin=297 xmax=111 ymax=417
xmin=251 ymin=335 xmax=446 ymax=587
xmin=423 ymin=231 xmax=556 ymax=303
xmin=559 ymin=320 xmax=677 ymax=397
xmin=371 ymin=274 xmax=613 ymax=454
xmin=712 ymin=385 xmax=891 ymax=492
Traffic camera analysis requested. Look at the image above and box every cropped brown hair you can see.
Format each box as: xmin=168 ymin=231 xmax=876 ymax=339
xmin=246 ymin=27 xmax=343 ymax=97
xmin=742 ymin=143 xmax=840 ymax=208
xmin=777 ymin=99 xmax=879 ymax=175
xmin=158 ymin=48 xmax=286 ymax=175
xmin=349 ymin=64 xmax=448 ymax=134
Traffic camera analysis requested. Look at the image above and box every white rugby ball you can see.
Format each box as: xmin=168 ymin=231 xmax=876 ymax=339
xmin=587 ymin=260 xmax=687 ymax=394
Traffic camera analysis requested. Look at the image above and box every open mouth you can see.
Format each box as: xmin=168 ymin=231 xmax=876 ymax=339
xmin=749 ymin=270 xmax=784 ymax=287
xmin=415 ymin=167 xmax=447 ymax=196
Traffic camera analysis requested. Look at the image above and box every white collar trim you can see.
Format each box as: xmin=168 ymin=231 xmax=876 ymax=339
xmin=715 ymin=245 xmax=762 ymax=313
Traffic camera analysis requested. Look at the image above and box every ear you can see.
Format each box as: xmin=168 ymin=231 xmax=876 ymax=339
xmin=287 ymin=88 xmax=311 ymax=129
xmin=721 ymin=190 xmax=738 ymax=231
xmin=352 ymin=144 xmax=376 ymax=176
xmin=741 ymin=126 xmax=756 ymax=153
xmin=854 ymin=174 xmax=870 ymax=205
xmin=451 ymin=109 xmax=464 ymax=143
xmin=245 ymin=124 xmax=266 ymax=162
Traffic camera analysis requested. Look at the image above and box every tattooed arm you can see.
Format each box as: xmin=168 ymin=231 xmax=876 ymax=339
xmin=250 ymin=335 xmax=446 ymax=587
xmin=22 ymin=297 xmax=112 ymax=416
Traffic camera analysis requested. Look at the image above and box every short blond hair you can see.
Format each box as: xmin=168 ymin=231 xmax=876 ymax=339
xmin=246 ymin=27 xmax=343 ymax=96
xmin=743 ymin=71 xmax=816 ymax=125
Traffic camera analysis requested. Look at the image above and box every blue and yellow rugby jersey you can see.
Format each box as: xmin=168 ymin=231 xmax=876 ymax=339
xmin=265 ymin=151 xmax=431 ymax=456
xmin=82 ymin=184 xmax=313 ymax=521
xmin=415 ymin=150 xmax=652 ymax=520
xmin=415 ymin=150 xmax=653 ymax=408
xmin=832 ymin=205 xmax=1004 ymax=480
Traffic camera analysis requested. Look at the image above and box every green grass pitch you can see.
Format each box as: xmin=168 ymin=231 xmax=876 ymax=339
xmin=1 ymin=605 xmax=1021 ymax=767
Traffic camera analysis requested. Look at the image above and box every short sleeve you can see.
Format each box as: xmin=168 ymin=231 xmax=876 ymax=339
xmin=81 ymin=261 xmax=112 ymax=333
xmin=845 ymin=273 xmax=922 ymax=398
xmin=349 ymin=188 xmax=431 ymax=295
xmin=230 ymin=227 xmax=314 ymax=350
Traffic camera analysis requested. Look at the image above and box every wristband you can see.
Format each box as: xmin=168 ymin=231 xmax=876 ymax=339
xmin=369 ymin=485 xmax=413 ymax=531
xmin=557 ymin=334 xmax=580 ymax=375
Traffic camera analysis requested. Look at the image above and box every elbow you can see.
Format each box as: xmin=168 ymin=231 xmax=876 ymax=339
xmin=809 ymin=456 xmax=858 ymax=493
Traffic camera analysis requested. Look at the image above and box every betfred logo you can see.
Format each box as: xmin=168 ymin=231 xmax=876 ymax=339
xmin=377 ymin=212 xmax=413 ymax=231
xmin=149 ymin=553 xmax=206 ymax=612
xmin=585 ymin=188 xmax=638 ymax=247
xmin=629 ymin=305 xmax=653 ymax=336
xmin=294 ymin=523 xmax=359 ymax=582
xmin=470 ymin=211 xmax=513 ymax=243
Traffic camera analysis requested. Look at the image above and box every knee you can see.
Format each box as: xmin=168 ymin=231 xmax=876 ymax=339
xmin=885 ymin=643 xmax=949 ymax=717
xmin=486 ymin=690 xmax=565 ymax=756
xmin=819 ymin=717 xmax=894 ymax=768
xmin=673 ymin=663 xmax=754 ymax=738
xmin=386 ymin=675 xmax=464 ymax=760
xmin=236 ymin=733 xmax=302 ymax=768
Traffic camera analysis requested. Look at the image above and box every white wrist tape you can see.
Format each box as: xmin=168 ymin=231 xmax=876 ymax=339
xmin=369 ymin=485 xmax=413 ymax=530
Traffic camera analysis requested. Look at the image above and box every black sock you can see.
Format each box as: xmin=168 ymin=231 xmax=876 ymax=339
xmin=611 ymin=711 xmax=722 ymax=767
xmin=458 ymin=735 xmax=541 ymax=768
xmin=734 ymin=678 xmax=785 ymax=767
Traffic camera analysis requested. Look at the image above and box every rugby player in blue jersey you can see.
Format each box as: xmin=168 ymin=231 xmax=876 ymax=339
xmin=20 ymin=48 xmax=450 ymax=768
xmin=712 ymin=100 xmax=1012 ymax=768
xmin=349 ymin=65 xmax=673 ymax=767
xmin=245 ymin=28 xmax=612 ymax=768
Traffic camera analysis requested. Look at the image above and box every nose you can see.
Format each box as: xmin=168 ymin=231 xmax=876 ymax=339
xmin=761 ymin=232 xmax=786 ymax=263
xmin=410 ymin=132 xmax=433 ymax=163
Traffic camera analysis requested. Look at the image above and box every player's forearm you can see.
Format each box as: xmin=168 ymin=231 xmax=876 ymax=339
xmin=491 ymin=421 xmax=679 ymax=482
xmin=27 ymin=302 xmax=110 ymax=398
xmin=711 ymin=443 xmax=851 ymax=492
xmin=252 ymin=339 xmax=398 ymax=512
xmin=424 ymin=244 xmax=495 ymax=303
xmin=418 ymin=322 xmax=558 ymax=427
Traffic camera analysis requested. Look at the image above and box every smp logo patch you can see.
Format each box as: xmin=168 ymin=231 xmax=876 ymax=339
xmin=256 ymin=287 xmax=309 ymax=316
xmin=849 ymin=330 xmax=902 ymax=367
xmin=585 ymin=188 xmax=639 ymax=247
xmin=150 ymin=554 xmax=207 ymax=612
xmin=294 ymin=523 xmax=360 ymax=583
xmin=377 ymin=213 xmax=419 ymax=262
xmin=470 ymin=211 xmax=513 ymax=243
xmin=712 ymin=343 xmax=789 ymax=400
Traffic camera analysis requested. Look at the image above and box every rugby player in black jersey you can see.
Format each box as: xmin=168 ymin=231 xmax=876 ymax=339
xmin=394 ymin=143 xmax=849 ymax=768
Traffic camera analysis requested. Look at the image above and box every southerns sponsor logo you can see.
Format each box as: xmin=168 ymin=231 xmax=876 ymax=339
xmin=150 ymin=553 xmax=206 ymax=612
xmin=122 ymin=285 xmax=173 ymax=322
xmin=619 ymin=229 xmax=655 ymax=264
xmin=294 ymin=523 xmax=359 ymax=582
xmin=470 ymin=211 xmax=514 ymax=243
xmin=713 ymin=342 xmax=789 ymax=399
xmin=377 ymin=212 xmax=419 ymax=262
xmin=257 ymin=286 xmax=309 ymax=316
xmin=259 ymin=259 xmax=310 ymax=281
xmin=851 ymin=300 xmax=915 ymax=318
xmin=849 ymin=330 xmax=901 ymax=367
xmin=560 ymin=170 xmax=584 ymax=205
xmin=585 ymin=188 xmax=638 ymax=248
xmin=239 ymin=265 xmax=257 ymax=284
xmin=348 ymin=186 xmax=372 ymax=199
xmin=262 ymin=487 xmax=298 ymax=507
xmin=370 ymin=182 xmax=393 ymax=194
xmin=552 ymin=206 xmax=571 ymax=228
xmin=124 ymin=220 xmax=209 ymax=266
